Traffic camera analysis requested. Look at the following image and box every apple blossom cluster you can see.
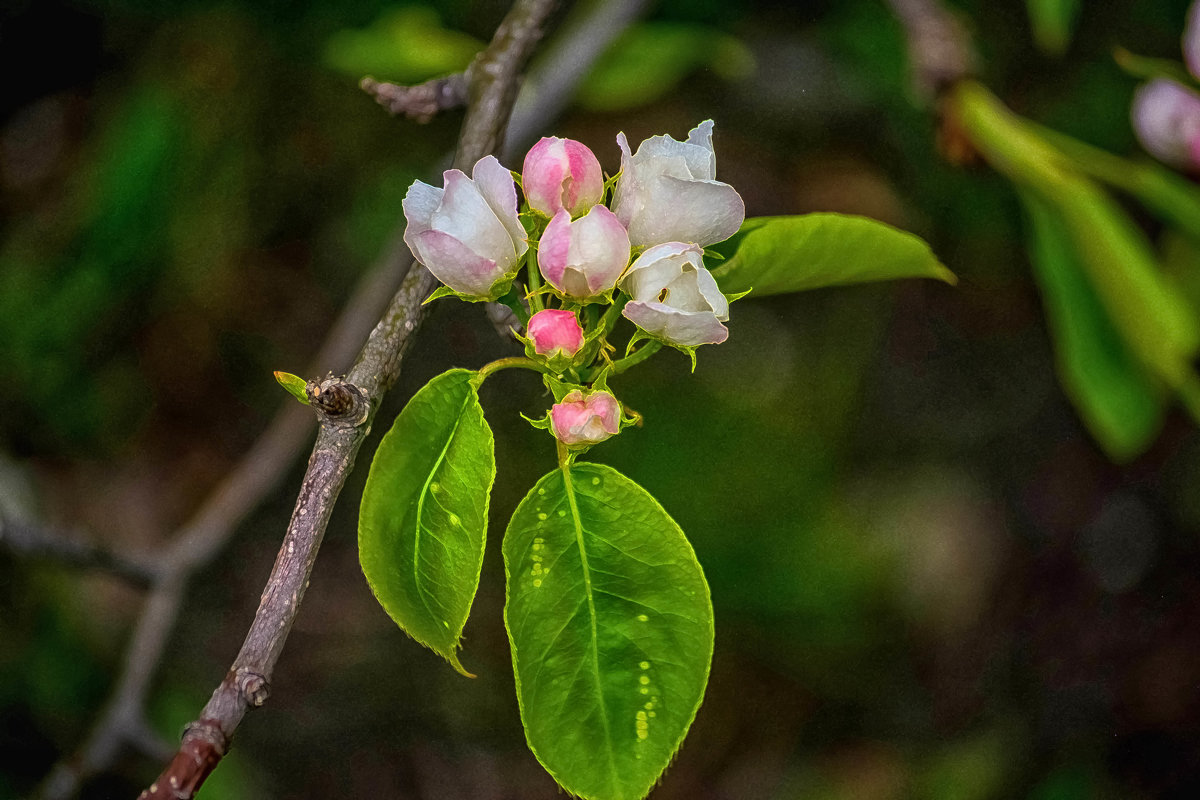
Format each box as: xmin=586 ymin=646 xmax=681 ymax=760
xmin=1131 ymin=1 xmax=1200 ymax=171
xmin=402 ymin=121 xmax=745 ymax=450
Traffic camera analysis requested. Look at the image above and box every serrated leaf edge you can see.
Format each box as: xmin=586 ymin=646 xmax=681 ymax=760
xmin=503 ymin=462 xmax=714 ymax=800
xmin=359 ymin=369 xmax=495 ymax=677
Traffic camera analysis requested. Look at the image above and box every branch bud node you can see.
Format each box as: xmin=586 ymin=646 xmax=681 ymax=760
xmin=235 ymin=668 xmax=271 ymax=707
xmin=306 ymin=376 xmax=369 ymax=424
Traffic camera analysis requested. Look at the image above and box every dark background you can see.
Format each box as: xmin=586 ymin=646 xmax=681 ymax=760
xmin=3 ymin=0 xmax=1200 ymax=797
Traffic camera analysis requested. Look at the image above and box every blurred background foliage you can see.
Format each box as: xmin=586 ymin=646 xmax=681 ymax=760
xmin=4 ymin=0 xmax=1200 ymax=798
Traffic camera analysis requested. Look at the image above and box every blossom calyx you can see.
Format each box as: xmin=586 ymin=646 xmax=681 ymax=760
xmin=549 ymin=389 xmax=622 ymax=448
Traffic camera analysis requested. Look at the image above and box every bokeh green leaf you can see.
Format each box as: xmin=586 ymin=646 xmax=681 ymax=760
xmin=1032 ymin=122 xmax=1200 ymax=243
xmin=577 ymin=22 xmax=753 ymax=112
xmin=1020 ymin=191 xmax=1165 ymax=461
xmin=359 ymin=369 xmax=494 ymax=677
xmin=1026 ymin=0 xmax=1081 ymax=56
xmin=708 ymin=214 xmax=956 ymax=297
xmin=323 ymin=6 xmax=483 ymax=82
xmin=503 ymin=463 xmax=713 ymax=800
xmin=953 ymin=81 xmax=1200 ymax=424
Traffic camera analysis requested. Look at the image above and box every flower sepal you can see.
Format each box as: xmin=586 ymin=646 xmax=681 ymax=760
xmin=423 ymin=272 xmax=519 ymax=305
xmin=518 ymin=309 xmax=586 ymax=373
xmin=545 ymin=284 xmax=621 ymax=308
xmin=624 ymin=325 xmax=704 ymax=372
xmin=523 ymin=279 xmax=620 ymax=311
xmin=523 ymin=374 xmax=636 ymax=453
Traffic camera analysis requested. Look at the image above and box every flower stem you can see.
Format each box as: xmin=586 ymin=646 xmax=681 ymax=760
xmin=473 ymin=356 xmax=553 ymax=386
xmin=574 ymin=296 xmax=628 ymax=370
xmin=599 ymin=295 xmax=627 ymax=335
xmin=556 ymin=439 xmax=575 ymax=469
xmin=525 ymin=244 xmax=546 ymax=314
xmin=609 ymin=340 xmax=662 ymax=375
xmin=496 ymin=285 xmax=531 ymax=328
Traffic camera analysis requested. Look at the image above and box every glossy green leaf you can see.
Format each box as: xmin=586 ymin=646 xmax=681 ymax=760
xmin=1021 ymin=192 xmax=1165 ymax=461
xmin=503 ymin=463 xmax=713 ymax=800
xmin=708 ymin=214 xmax=956 ymax=297
xmin=359 ymin=369 xmax=494 ymax=677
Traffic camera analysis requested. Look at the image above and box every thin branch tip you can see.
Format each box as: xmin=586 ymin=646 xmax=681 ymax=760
xmin=360 ymin=74 xmax=471 ymax=123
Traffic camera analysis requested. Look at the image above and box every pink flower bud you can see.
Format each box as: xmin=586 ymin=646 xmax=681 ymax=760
xmin=1131 ymin=79 xmax=1200 ymax=171
xmin=550 ymin=390 xmax=621 ymax=446
xmin=538 ymin=206 xmax=631 ymax=300
xmin=522 ymin=137 xmax=605 ymax=217
xmin=527 ymin=309 xmax=584 ymax=359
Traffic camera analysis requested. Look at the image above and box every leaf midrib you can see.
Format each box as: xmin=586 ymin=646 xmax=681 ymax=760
xmin=562 ymin=464 xmax=622 ymax=797
xmin=412 ymin=387 xmax=473 ymax=637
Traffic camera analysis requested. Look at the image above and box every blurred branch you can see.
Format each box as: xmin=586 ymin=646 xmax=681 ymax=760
xmin=0 ymin=513 xmax=158 ymax=586
xmin=883 ymin=0 xmax=976 ymax=99
xmin=360 ymin=74 xmax=470 ymax=123
xmin=35 ymin=135 xmax=425 ymax=800
xmin=130 ymin=1 xmax=558 ymax=798
xmin=503 ymin=0 xmax=651 ymax=159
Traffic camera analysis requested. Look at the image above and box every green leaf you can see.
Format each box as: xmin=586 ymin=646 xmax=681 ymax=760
xmin=1030 ymin=122 xmax=1200 ymax=244
xmin=503 ymin=463 xmax=713 ymax=800
xmin=708 ymin=214 xmax=956 ymax=297
xmin=1025 ymin=0 xmax=1080 ymax=56
xmin=1113 ymin=47 xmax=1197 ymax=88
xmin=273 ymin=371 xmax=309 ymax=405
xmin=1020 ymin=192 xmax=1165 ymax=461
xmin=358 ymin=369 xmax=494 ymax=677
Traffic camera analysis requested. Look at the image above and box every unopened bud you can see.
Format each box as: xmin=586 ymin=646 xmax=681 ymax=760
xmin=527 ymin=309 xmax=584 ymax=360
xmin=522 ymin=137 xmax=605 ymax=218
xmin=550 ymin=389 xmax=620 ymax=446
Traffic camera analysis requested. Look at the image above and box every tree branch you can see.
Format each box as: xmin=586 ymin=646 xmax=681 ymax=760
xmin=34 ymin=172 xmax=417 ymax=800
xmin=134 ymin=1 xmax=557 ymax=797
xmin=30 ymin=0 xmax=649 ymax=794
xmin=503 ymin=0 xmax=651 ymax=160
xmin=0 ymin=513 xmax=158 ymax=586
xmin=360 ymin=74 xmax=471 ymax=122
